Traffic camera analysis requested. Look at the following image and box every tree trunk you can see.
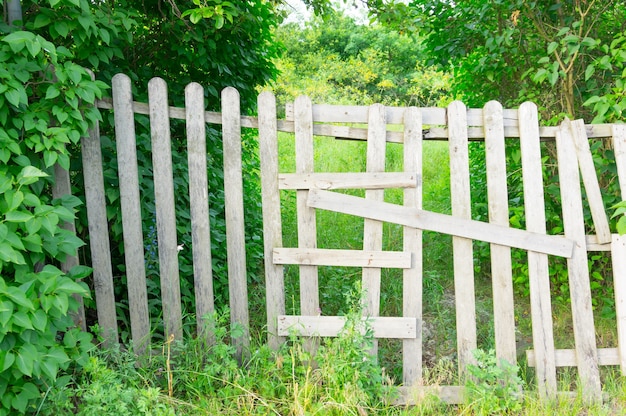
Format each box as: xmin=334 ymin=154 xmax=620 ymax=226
xmin=6 ymin=0 xmax=23 ymax=26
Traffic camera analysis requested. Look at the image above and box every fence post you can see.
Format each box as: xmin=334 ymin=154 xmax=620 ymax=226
xmin=112 ymin=73 xmax=150 ymax=354
xmin=518 ymin=102 xmax=557 ymax=399
xmin=448 ymin=101 xmax=477 ymax=377
xmin=222 ymin=87 xmax=250 ymax=359
xmin=185 ymin=82 xmax=215 ymax=344
xmin=258 ymin=91 xmax=286 ymax=350
xmin=148 ymin=77 xmax=183 ymax=342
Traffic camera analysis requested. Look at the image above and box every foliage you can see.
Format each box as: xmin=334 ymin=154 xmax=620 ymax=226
xmin=612 ymin=201 xmax=626 ymax=235
xmin=272 ymin=11 xmax=452 ymax=108
xmin=465 ymin=349 xmax=524 ymax=415
xmin=0 ymin=6 xmax=114 ymax=412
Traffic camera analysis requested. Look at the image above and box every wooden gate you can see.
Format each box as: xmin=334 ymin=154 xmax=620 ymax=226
xmin=257 ymin=94 xmax=626 ymax=404
xmin=75 ymin=75 xmax=626 ymax=404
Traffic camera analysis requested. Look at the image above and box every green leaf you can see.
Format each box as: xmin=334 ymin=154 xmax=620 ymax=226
xmin=31 ymin=309 xmax=47 ymax=331
xmin=4 ymin=211 xmax=34 ymax=223
xmin=618 ymin=216 xmax=626 ymax=235
xmin=0 ymin=351 xmax=15 ymax=372
xmin=45 ymin=85 xmax=61 ymax=100
xmin=11 ymin=311 xmax=34 ymax=330
xmin=15 ymin=345 xmax=35 ymax=377
xmin=17 ymin=166 xmax=49 ymax=186
xmin=5 ymin=286 xmax=34 ymax=309
xmin=547 ymin=41 xmax=558 ymax=54
xmin=68 ymin=265 xmax=93 ymax=280
xmin=33 ymin=13 xmax=52 ymax=28
xmin=54 ymin=21 xmax=69 ymax=38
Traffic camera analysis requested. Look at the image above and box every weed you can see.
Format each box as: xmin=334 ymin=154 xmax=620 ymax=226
xmin=464 ymin=349 xmax=524 ymax=415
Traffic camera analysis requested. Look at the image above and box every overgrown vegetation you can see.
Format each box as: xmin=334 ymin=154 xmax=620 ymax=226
xmin=3 ymin=0 xmax=626 ymax=414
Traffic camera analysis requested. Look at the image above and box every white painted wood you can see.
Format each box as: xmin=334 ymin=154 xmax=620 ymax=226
xmin=518 ymin=102 xmax=557 ymax=399
xmin=294 ymin=96 xmax=320 ymax=321
xmin=185 ymin=82 xmax=215 ymax=343
xmin=362 ymin=104 xmax=387 ymax=358
xmin=112 ymin=73 xmax=150 ymax=352
xmin=556 ymin=122 xmax=602 ymax=402
xmin=612 ymin=234 xmax=626 ymax=375
xmin=566 ymin=119 xmax=611 ymax=244
xmin=221 ymin=87 xmax=250 ymax=357
xmin=148 ymin=77 xmax=183 ymax=341
xmin=258 ymin=91 xmax=286 ymax=350
xmin=613 ymin=124 xmax=626 ymax=197
xmin=483 ymin=101 xmax=516 ymax=365
xmin=526 ymin=347 xmax=619 ymax=367
xmin=306 ymin=189 xmax=574 ymax=258
xmin=81 ymin=107 xmax=119 ymax=346
xmin=448 ymin=101 xmax=477 ymax=376
xmin=53 ymin=163 xmax=86 ymax=331
xmin=278 ymin=172 xmax=419 ymax=190
xmin=277 ymin=315 xmax=417 ymax=339
xmin=402 ymin=107 xmax=423 ymax=385
xmin=273 ymin=248 xmax=411 ymax=268
xmin=586 ymin=235 xmax=613 ymax=251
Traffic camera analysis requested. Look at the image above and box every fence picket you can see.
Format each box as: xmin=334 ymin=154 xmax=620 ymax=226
xmin=612 ymin=124 xmax=626 ymax=375
xmin=294 ymin=96 xmax=319 ymax=322
xmin=362 ymin=104 xmax=387 ymax=358
xmin=402 ymin=107 xmax=423 ymax=385
xmin=448 ymin=101 xmax=477 ymax=376
xmin=185 ymin=82 xmax=215 ymax=342
xmin=518 ymin=102 xmax=556 ymax=399
xmin=222 ymin=87 xmax=250 ymax=358
xmin=81 ymin=109 xmax=118 ymax=345
xmin=258 ymin=91 xmax=286 ymax=349
xmin=112 ymin=73 xmax=150 ymax=352
xmin=149 ymin=78 xmax=183 ymax=341
xmin=483 ymin=101 xmax=516 ymax=365
xmin=556 ymin=122 xmax=602 ymax=402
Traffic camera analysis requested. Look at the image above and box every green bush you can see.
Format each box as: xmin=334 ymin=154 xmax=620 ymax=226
xmin=0 ymin=23 xmax=104 ymax=414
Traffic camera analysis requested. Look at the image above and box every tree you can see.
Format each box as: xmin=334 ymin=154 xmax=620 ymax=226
xmin=272 ymin=11 xmax=452 ymax=108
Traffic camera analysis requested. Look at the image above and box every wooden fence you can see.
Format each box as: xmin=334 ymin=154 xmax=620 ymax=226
xmin=59 ymin=73 xmax=626 ymax=404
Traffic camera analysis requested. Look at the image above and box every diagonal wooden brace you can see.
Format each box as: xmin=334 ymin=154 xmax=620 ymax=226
xmin=307 ymin=189 xmax=575 ymax=258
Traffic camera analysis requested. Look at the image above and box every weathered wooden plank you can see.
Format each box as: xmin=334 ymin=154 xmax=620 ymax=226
xmin=362 ymin=104 xmax=387 ymax=358
xmin=112 ymin=73 xmax=150 ymax=352
xmin=294 ymin=96 xmax=320 ymax=321
xmin=402 ymin=107 xmax=423 ymax=385
xmin=97 ymin=98 xmax=617 ymax=140
xmin=273 ymin=248 xmax=412 ymax=268
xmin=567 ymin=119 xmax=611 ymax=244
xmin=81 ymin=107 xmax=119 ymax=346
xmin=258 ymin=91 xmax=286 ymax=350
xmin=307 ymin=189 xmax=574 ymax=257
xmin=277 ymin=315 xmax=417 ymax=339
xmin=556 ymin=121 xmax=602 ymax=402
xmin=526 ymin=347 xmax=619 ymax=367
xmin=278 ymin=172 xmax=419 ymax=190
xmin=222 ymin=87 xmax=250 ymax=357
xmin=483 ymin=101 xmax=516 ymax=365
xmin=448 ymin=101 xmax=477 ymax=377
xmin=397 ymin=386 xmax=464 ymax=405
xmin=53 ymin=163 xmax=86 ymax=331
xmin=586 ymin=235 xmax=613 ymax=251
xmin=148 ymin=78 xmax=183 ymax=341
xmin=613 ymin=125 xmax=626 ymax=376
xmin=185 ymin=82 xmax=215 ymax=342
xmin=518 ymin=102 xmax=556 ymax=399
xmin=612 ymin=234 xmax=626 ymax=375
